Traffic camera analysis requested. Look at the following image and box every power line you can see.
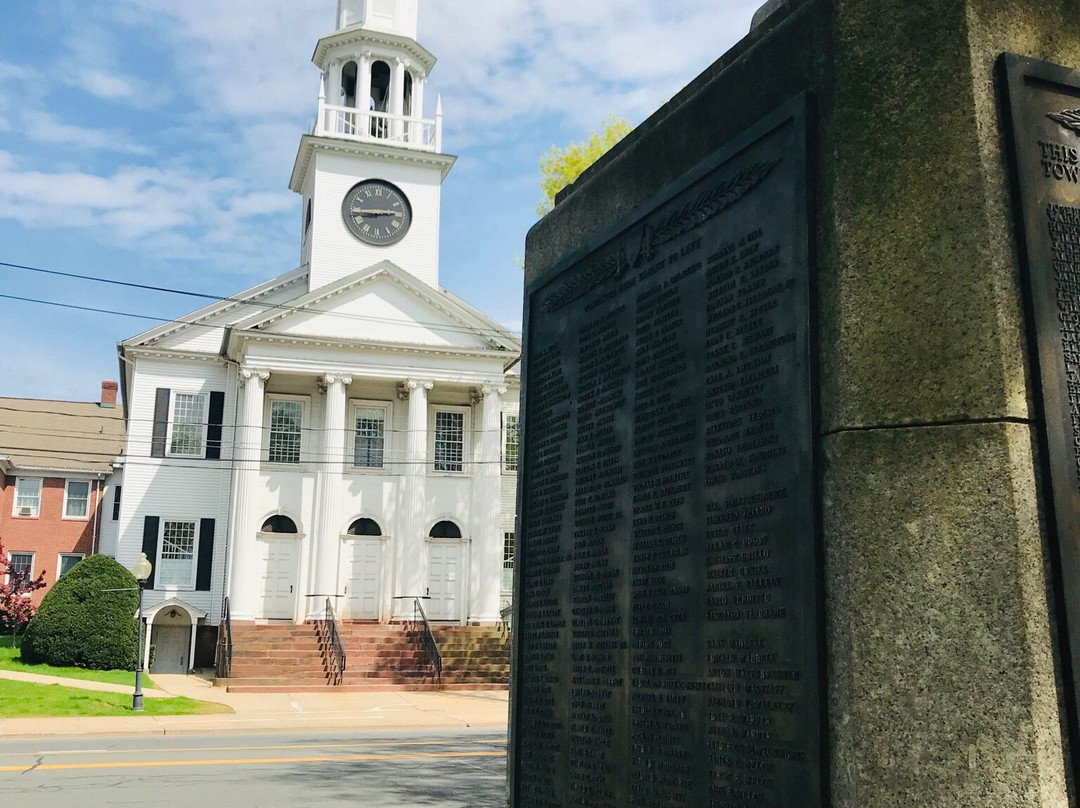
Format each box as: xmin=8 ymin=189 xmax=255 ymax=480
xmin=0 ymin=260 xmax=524 ymax=339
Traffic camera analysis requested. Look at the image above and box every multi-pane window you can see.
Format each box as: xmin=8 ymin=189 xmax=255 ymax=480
xmin=268 ymin=400 xmax=303 ymax=464
xmin=434 ymin=410 xmax=465 ymax=472
xmin=169 ymin=393 xmax=207 ymax=457
xmin=7 ymin=553 xmax=33 ymax=582
xmin=159 ymin=521 xmax=197 ymax=587
xmin=353 ymin=406 xmax=386 ymax=468
xmin=14 ymin=479 xmax=42 ymax=517
xmin=64 ymin=480 xmax=91 ymax=519
xmin=502 ymin=532 xmax=515 ymax=593
xmin=503 ymin=414 xmax=519 ymax=473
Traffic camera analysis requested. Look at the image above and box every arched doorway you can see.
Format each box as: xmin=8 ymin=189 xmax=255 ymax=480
xmin=340 ymin=517 xmax=387 ymax=620
xmin=426 ymin=520 xmax=465 ymax=622
xmin=145 ymin=599 xmax=206 ymax=674
xmin=257 ymin=514 xmax=301 ymax=620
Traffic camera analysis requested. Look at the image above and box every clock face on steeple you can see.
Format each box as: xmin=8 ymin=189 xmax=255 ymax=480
xmin=342 ymin=179 xmax=412 ymax=246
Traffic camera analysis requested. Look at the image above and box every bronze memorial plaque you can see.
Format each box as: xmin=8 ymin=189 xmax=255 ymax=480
xmin=1000 ymin=54 xmax=1080 ymax=759
xmin=511 ymin=96 xmax=824 ymax=808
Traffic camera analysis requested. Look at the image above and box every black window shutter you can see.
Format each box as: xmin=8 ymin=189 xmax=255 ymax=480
xmin=112 ymin=486 xmax=122 ymax=521
xmin=196 ymin=519 xmax=215 ymax=591
xmin=206 ymin=392 xmax=225 ymax=460
xmin=141 ymin=516 xmax=159 ymax=590
xmin=151 ymin=389 xmax=170 ymax=458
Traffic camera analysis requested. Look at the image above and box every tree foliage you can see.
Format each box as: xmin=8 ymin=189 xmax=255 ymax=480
xmin=0 ymin=538 xmax=46 ymax=635
xmin=538 ymin=115 xmax=632 ymax=216
xmin=20 ymin=554 xmax=139 ymax=670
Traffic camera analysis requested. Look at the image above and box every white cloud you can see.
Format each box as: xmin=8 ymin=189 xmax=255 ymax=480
xmin=80 ymin=69 xmax=137 ymax=100
xmin=22 ymin=111 xmax=150 ymax=154
xmin=0 ymin=153 xmax=295 ymax=272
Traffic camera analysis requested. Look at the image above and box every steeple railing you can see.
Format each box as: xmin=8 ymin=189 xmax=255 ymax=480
xmin=316 ymin=102 xmax=442 ymax=152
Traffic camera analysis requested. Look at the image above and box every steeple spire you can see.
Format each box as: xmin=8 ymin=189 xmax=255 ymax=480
xmin=336 ymin=0 xmax=419 ymax=40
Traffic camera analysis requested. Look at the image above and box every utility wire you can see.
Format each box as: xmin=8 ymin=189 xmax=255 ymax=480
xmin=0 ymin=260 xmax=523 ymax=339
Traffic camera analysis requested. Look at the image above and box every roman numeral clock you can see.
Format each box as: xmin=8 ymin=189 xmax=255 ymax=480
xmin=342 ymin=179 xmax=413 ymax=245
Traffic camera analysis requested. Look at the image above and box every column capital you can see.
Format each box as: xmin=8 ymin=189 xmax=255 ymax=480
xmin=239 ymin=367 xmax=271 ymax=386
xmin=398 ymin=379 xmax=434 ymax=400
xmin=471 ymin=383 xmax=508 ymax=404
xmin=321 ymin=373 xmax=353 ymax=388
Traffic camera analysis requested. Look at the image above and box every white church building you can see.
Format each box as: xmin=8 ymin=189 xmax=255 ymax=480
xmin=107 ymin=0 xmax=521 ymax=673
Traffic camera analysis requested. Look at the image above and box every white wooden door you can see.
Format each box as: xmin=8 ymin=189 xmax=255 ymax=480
xmin=342 ymin=539 xmax=383 ymax=620
xmin=258 ymin=538 xmax=299 ymax=620
xmin=427 ymin=542 xmax=463 ymax=621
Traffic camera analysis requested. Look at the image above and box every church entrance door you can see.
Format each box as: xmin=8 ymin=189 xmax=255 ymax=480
xmin=342 ymin=538 xmax=383 ymax=620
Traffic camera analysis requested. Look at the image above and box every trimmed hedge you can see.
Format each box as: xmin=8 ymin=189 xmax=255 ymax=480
xmin=20 ymin=555 xmax=139 ymax=670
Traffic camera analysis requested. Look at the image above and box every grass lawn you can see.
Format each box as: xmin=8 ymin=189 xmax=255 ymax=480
xmin=0 ymin=636 xmax=157 ymax=689
xmin=0 ymin=679 xmax=232 ymax=718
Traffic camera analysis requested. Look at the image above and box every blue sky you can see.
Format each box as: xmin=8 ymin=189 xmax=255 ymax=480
xmin=0 ymin=0 xmax=760 ymax=402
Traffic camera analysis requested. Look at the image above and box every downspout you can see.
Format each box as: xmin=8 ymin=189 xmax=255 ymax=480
xmin=91 ymin=476 xmax=102 ymax=556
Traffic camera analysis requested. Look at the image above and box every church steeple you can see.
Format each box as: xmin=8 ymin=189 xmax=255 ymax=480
xmin=290 ymin=0 xmax=456 ymax=292
xmin=313 ymin=0 xmax=438 ymax=152
xmin=337 ymin=0 xmax=419 ymax=40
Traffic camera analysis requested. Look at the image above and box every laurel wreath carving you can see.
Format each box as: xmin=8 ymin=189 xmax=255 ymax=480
xmin=540 ymin=157 xmax=783 ymax=313
xmin=1048 ymin=109 xmax=1080 ymax=135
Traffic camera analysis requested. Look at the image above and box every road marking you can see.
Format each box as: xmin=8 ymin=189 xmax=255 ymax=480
xmin=0 ymin=739 xmax=505 ymax=758
xmin=0 ymin=750 xmax=505 ymax=773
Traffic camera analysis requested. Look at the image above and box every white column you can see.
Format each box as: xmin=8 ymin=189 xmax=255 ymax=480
xmin=411 ymin=76 xmax=426 ymax=145
xmin=391 ymin=57 xmax=406 ymax=140
xmin=227 ymin=368 xmax=269 ymax=622
xmin=310 ymin=374 xmax=351 ymax=619
xmin=469 ymin=384 xmax=506 ymax=622
xmin=393 ymin=378 xmax=431 ymax=619
xmin=358 ymin=51 xmax=372 ymax=136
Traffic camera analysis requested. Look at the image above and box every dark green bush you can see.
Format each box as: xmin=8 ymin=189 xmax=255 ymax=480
xmin=20 ymin=555 xmax=139 ymax=670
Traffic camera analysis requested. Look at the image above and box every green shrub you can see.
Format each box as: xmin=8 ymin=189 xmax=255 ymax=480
xmin=20 ymin=555 xmax=139 ymax=671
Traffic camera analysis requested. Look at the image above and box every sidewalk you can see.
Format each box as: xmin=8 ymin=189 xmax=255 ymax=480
xmin=0 ymin=669 xmax=510 ymax=738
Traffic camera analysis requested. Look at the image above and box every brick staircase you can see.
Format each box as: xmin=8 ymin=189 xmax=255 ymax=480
xmin=221 ymin=621 xmax=510 ymax=693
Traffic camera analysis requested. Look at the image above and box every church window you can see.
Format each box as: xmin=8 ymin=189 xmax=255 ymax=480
xmin=267 ymin=397 xmax=304 ymax=464
xmin=352 ymin=401 xmax=388 ymax=469
xmin=404 ymin=71 xmax=413 ymax=117
xmin=168 ymin=393 xmax=208 ymax=457
xmin=503 ymin=532 xmax=514 ymax=593
xmin=432 ymin=409 xmax=466 ymax=472
xmin=503 ymin=414 xmax=519 ymax=473
xmin=348 ymin=518 xmax=382 ymax=536
xmin=261 ymin=515 xmax=298 ymax=534
xmin=158 ymin=520 xmax=197 ymax=588
xmin=429 ymin=520 xmax=462 ymax=539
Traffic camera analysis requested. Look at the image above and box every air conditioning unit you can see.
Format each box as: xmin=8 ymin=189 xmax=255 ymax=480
xmin=18 ymin=507 xmax=33 ymax=517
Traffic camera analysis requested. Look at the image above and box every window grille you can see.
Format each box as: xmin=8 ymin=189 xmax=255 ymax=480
xmin=503 ymin=415 xmax=519 ymax=472
xmin=170 ymin=394 xmax=206 ymax=456
xmin=159 ymin=521 xmax=196 ymax=587
xmin=502 ymin=532 xmax=514 ymax=592
xmin=434 ymin=411 xmax=464 ymax=472
xmin=354 ymin=407 xmax=385 ymax=468
xmin=269 ymin=400 xmax=303 ymax=464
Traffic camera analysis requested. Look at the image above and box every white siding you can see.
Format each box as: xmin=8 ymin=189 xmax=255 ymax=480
xmin=117 ymin=358 xmax=238 ymax=623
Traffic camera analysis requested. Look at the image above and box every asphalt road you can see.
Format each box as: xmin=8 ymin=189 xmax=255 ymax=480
xmin=0 ymin=728 xmax=507 ymax=807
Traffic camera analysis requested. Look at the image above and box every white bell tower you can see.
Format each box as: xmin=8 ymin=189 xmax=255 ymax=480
xmin=290 ymin=0 xmax=455 ymax=291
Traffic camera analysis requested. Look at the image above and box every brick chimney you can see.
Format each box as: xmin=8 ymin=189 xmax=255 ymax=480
xmin=100 ymin=380 xmax=119 ymax=409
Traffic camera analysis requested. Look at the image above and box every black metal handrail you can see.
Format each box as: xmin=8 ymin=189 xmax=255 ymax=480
xmin=216 ymin=597 xmax=232 ymax=679
xmin=320 ymin=596 xmax=346 ymax=686
xmin=413 ymin=598 xmax=442 ymax=683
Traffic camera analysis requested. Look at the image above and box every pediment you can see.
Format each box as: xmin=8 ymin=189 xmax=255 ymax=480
xmin=231 ymin=261 xmax=520 ymax=352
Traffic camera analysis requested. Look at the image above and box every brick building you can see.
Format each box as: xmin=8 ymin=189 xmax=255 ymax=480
xmin=0 ymin=382 xmax=125 ymax=605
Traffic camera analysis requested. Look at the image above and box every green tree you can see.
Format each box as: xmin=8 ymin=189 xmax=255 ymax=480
xmin=537 ymin=115 xmax=632 ymax=216
xmin=20 ymin=555 xmax=139 ymax=670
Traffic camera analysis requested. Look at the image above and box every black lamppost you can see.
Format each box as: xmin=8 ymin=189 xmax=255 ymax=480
xmin=131 ymin=552 xmax=152 ymax=712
